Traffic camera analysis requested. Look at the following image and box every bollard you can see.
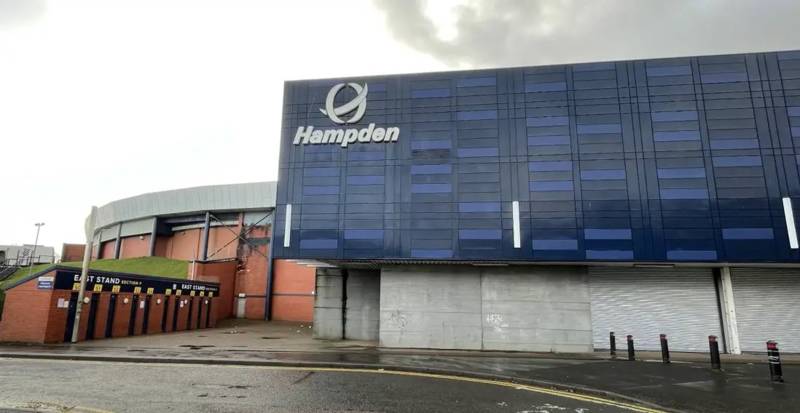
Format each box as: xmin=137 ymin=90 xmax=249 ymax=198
xmin=610 ymin=332 xmax=617 ymax=359
xmin=660 ymin=334 xmax=670 ymax=364
xmin=767 ymin=340 xmax=784 ymax=383
xmin=709 ymin=335 xmax=721 ymax=370
xmin=627 ymin=335 xmax=635 ymax=361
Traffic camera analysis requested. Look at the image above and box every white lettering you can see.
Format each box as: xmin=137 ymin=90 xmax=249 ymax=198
xmin=294 ymin=126 xmax=313 ymax=145
xmin=293 ymin=124 xmax=400 ymax=147
xmin=386 ymin=127 xmax=400 ymax=142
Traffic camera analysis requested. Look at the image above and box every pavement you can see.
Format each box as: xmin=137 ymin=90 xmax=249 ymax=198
xmin=0 ymin=320 xmax=797 ymax=413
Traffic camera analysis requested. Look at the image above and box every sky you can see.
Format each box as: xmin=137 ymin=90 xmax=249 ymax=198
xmin=1 ymin=0 xmax=798 ymax=253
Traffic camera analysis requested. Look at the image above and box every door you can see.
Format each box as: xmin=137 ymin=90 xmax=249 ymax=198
xmin=85 ymin=294 xmax=99 ymax=340
xmin=128 ymin=295 xmax=139 ymax=336
xmin=63 ymin=292 xmax=79 ymax=342
xmin=105 ymin=294 xmax=117 ymax=338
xmin=731 ymin=268 xmax=800 ymax=353
xmin=161 ymin=296 xmax=171 ymax=332
xmin=142 ymin=295 xmax=152 ymax=334
xmin=236 ymin=297 xmax=246 ymax=319
xmin=186 ymin=297 xmax=194 ymax=330
xmin=589 ymin=267 xmax=723 ymax=352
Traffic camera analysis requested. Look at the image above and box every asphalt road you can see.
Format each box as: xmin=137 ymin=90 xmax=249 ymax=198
xmin=0 ymin=358 xmax=650 ymax=413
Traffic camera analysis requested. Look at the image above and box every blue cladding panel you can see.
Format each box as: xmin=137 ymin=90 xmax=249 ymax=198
xmin=411 ymin=164 xmax=452 ymax=175
xmin=533 ymin=239 xmax=578 ymax=250
xmin=457 ymin=110 xmax=498 ymax=121
xmin=722 ymin=228 xmax=775 ymax=240
xmin=458 ymin=148 xmax=499 ymax=158
xmin=299 ymin=239 xmax=337 ymax=249
xmin=577 ymin=124 xmax=621 ymax=134
xmin=411 ymin=183 xmax=452 ymax=193
xmin=529 ymin=161 xmax=572 ymax=172
xmin=584 ymin=229 xmax=632 ymax=240
xmin=530 ymin=181 xmax=574 ymax=191
xmin=276 ymin=49 xmax=800 ymax=264
xmin=344 ymin=229 xmax=384 ymax=239
xmin=457 ymin=76 xmax=496 ymax=87
xmin=654 ymin=131 xmax=700 ymax=142
xmin=581 ymin=170 xmax=625 ymax=180
xmin=459 ymin=229 xmax=502 ymax=240
xmin=412 ymin=88 xmax=450 ymax=98
xmin=713 ymin=156 xmax=762 ymax=167
xmin=526 ymin=82 xmax=566 ymax=92
xmin=459 ymin=202 xmax=501 ymax=212
xmin=347 ymin=175 xmax=385 ymax=185
xmin=658 ymin=168 xmax=706 ymax=179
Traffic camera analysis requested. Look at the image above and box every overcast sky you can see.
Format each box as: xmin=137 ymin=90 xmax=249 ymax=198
xmin=1 ymin=0 xmax=798 ymax=253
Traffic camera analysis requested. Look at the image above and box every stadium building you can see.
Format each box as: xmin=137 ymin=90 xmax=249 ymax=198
xmin=275 ymin=49 xmax=800 ymax=354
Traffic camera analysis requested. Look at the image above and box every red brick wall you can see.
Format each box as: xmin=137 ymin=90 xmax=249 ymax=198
xmin=112 ymin=293 xmax=133 ymax=338
xmin=99 ymin=241 xmax=116 ymax=260
xmin=271 ymin=259 xmax=315 ymax=322
xmin=0 ymin=276 xmax=55 ymax=343
xmin=92 ymin=293 xmax=111 ymax=340
xmin=165 ymin=229 xmax=202 ymax=261
xmin=163 ymin=295 xmax=177 ymax=332
xmin=45 ymin=290 xmax=74 ymax=343
xmin=174 ymin=296 xmax=190 ymax=331
xmin=120 ymin=235 xmax=151 ymax=259
xmin=194 ymin=261 xmax=237 ymax=321
xmin=207 ymin=226 xmax=240 ymax=260
xmin=61 ymin=244 xmax=85 ymax=262
xmin=146 ymin=294 xmax=165 ymax=334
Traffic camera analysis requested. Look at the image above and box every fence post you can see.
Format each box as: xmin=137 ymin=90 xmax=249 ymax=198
xmin=660 ymin=334 xmax=670 ymax=364
xmin=627 ymin=335 xmax=635 ymax=361
xmin=709 ymin=335 xmax=721 ymax=370
xmin=767 ymin=340 xmax=784 ymax=383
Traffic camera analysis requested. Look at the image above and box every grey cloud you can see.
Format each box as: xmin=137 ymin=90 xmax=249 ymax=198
xmin=0 ymin=0 xmax=46 ymax=29
xmin=373 ymin=0 xmax=800 ymax=68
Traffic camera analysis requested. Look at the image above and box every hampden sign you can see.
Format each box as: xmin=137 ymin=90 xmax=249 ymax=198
xmin=293 ymin=82 xmax=400 ymax=148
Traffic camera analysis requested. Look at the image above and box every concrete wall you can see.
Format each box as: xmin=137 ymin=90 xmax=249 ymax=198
xmin=380 ymin=266 xmax=483 ymax=350
xmin=481 ymin=266 xmax=592 ymax=352
xmin=379 ymin=265 xmax=592 ymax=352
xmin=312 ymin=268 xmax=345 ymax=339
xmin=345 ymin=269 xmax=380 ymax=341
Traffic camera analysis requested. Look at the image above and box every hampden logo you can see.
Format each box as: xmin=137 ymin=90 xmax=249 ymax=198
xmin=293 ymin=82 xmax=400 ymax=148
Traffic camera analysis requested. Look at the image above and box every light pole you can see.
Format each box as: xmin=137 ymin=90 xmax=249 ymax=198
xmin=71 ymin=206 xmax=97 ymax=343
xmin=27 ymin=222 xmax=45 ymax=276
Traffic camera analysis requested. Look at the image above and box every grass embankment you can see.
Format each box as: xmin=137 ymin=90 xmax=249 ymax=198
xmin=0 ymin=257 xmax=188 ymax=319
xmin=0 ymin=257 xmax=188 ymax=291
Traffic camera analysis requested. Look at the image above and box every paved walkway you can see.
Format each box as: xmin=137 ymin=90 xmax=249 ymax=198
xmin=1 ymin=320 xmax=797 ymax=412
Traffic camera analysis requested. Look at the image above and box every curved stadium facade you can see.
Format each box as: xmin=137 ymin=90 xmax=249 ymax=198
xmin=275 ymin=50 xmax=800 ymax=354
xmin=87 ymin=182 xmax=315 ymax=322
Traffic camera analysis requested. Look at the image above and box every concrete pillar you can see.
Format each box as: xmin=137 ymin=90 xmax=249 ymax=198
xmin=148 ymin=218 xmax=158 ymax=257
xmin=200 ymin=212 xmax=211 ymax=261
xmin=113 ymin=224 xmax=122 ymax=259
xmin=344 ymin=269 xmax=380 ymax=341
xmin=95 ymin=229 xmax=103 ymax=259
xmin=312 ymin=268 xmax=345 ymax=340
xmin=719 ymin=266 xmax=742 ymax=355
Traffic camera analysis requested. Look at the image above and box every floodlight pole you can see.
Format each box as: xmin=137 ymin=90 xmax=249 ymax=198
xmin=71 ymin=206 xmax=98 ymax=343
xmin=26 ymin=222 xmax=45 ymax=275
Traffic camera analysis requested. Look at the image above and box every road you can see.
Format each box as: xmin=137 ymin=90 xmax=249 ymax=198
xmin=0 ymin=358 xmax=653 ymax=413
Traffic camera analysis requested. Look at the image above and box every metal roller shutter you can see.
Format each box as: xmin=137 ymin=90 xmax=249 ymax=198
xmin=731 ymin=268 xmax=800 ymax=353
xmin=590 ymin=267 xmax=722 ymax=352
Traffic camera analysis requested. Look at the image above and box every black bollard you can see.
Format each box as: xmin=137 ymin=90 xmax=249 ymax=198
xmin=610 ymin=332 xmax=617 ymax=359
xmin=627 ymin=335 xmax=635 ymax=361
xmin=660 ymin=334 xmax=670 ymax=364
xmin=767 ymin=340 xmax=784 ymax=383
xmin=709 ymin=335 xmax=721 ymax=370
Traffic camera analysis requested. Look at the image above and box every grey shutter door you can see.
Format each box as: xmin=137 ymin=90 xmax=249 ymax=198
xmin=731 ymin=268 xmax=800 ymax=353
xmin=589 ymin=267 xmax=722 ymax=352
